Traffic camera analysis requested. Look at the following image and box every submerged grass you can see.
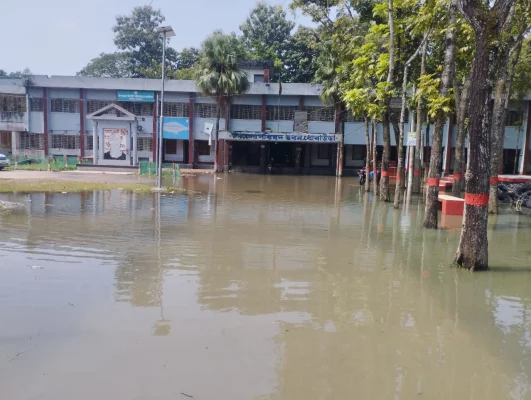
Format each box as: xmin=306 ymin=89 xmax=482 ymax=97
xmin=0 ymin=180 xmax=154 ymax=194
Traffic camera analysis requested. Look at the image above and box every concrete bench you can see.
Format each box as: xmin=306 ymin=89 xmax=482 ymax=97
xmin=438 ymin=194 xmax=464 ymax=215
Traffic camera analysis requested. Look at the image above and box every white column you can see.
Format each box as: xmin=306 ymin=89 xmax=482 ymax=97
xmin=132 ymin=122 xmax=138 ymax=166
xmin=93 ymin=122 xmax=98 ymax=165
xmin=11 ymin=131 xmax=18 ymax=157
xmin=99 ymin=123 xmax=104 ymax=161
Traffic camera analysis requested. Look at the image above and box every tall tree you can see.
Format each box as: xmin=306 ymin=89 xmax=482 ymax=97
xmin=284 ymin=26 xmax=321 ymax=83
xmin=240 ymin=2 xmax=295 ymax=70
xmin=196 ymin=32 xmax=250 ymax=173
xmin=454 ymin=0 xmax=515 ymax=270
xmin=424 ymin=0 xmax=457 ymax=229
xmin=78 ymin=52 xmax=133 ymax=78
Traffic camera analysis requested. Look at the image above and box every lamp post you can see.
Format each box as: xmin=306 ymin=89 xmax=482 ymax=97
xmin=155 ymin=25 xmax=175 ymax=189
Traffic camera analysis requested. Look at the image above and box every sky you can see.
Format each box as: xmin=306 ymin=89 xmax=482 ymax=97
xmin=0 ymin=0 xmax=312 ymax=76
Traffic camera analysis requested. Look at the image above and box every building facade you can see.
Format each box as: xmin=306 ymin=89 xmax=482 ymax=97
xmin=1 ymin=70 xmax=530 ymax=174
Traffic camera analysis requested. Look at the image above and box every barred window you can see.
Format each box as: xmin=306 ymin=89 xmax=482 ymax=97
xmin=163 ymin=102 xmax=189 ymax=117
xmin=30 ymin=98 xmax=43 ymax=112
xmin=85 ymin=135 xmax=93 ymax=151
xmin=304 ymin=106 xmax=334 ymax=122
xmin=123 ymin=102 xmax=153 ymax=116
xmin=51 ymin=98 xmax=79 ymax=113
xmin=196 ymin=103 xmax=221 ymax=118
xmin=231 ymin=104 xmax=261 ymax=120
xmin=87 ymin=100 xmax=114 ymax=114
xmin=265 ymin=106 xmax=298 ymax=121
xmin=51 ymin=134 xmax=80 ymax=149
xmin=343 ymin=111 xmax=364 ymax=122
xmin=0 ymin=94 xmax=26 ymax=113
xmin=20 ymin=133 xmax=44 ymax=150
xmin=506 ymin=110 xmax=522 ymax=126
xmin=0 ymin=131 xmax=12 ymax=149
xmin=138 ymin=137 xmax=153 ymax=152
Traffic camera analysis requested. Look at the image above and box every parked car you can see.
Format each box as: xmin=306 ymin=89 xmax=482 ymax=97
xmin=0 ymin=153 xmax=10 ymax=170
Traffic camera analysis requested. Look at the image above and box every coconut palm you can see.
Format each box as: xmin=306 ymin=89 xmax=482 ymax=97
xmin=195 ymin=31 xmax=250 ymax=172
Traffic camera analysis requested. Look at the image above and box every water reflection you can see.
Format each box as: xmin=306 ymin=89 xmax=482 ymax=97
xmin=0 ymin=174 xmax=531 ymax=399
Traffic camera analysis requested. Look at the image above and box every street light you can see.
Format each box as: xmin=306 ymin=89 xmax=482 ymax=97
xmin=155 ymin=25 xmax=175 ymax=189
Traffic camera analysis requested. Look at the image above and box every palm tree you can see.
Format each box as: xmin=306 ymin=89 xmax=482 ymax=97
xmin=195 ymin=32 xmax=250 ymax=172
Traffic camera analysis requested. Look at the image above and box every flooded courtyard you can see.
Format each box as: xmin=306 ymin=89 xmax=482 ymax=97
xmin=1 ymin=174 xmax=531 ymax=399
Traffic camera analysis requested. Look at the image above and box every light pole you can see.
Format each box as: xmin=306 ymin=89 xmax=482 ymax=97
xmin=155 ymin=25 xmax=175 ymax=189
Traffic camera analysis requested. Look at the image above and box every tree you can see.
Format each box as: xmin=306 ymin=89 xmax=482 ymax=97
xmin=195 ymin=32 xmax=250 ymax=173
xmin=113 ymin=5 xmax=178 ymax=76
xmin=454 ymin=0 xmax=515 ymax=270
xmin=240 ymin=2 xmax=295 ymax=70
xmin=78 ymin=6 xmax=198 ymax=79
xmin=423 ymin=0 xmax=456 ymax=229
xmin=78 ymin=52 xmax=133 ymax=78
xmin=0 ymin=68 xmax=32 ymax=78
xmin=284 ymin=26 xmax=320 ymax=83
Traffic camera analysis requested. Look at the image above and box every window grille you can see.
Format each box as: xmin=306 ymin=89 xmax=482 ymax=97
xmin=0 ymin=94 xmax=26 ymax=113
xmin=196 ymin=103 xmax=221 ymax=118
xmin=123 ymin=102 xmax=153 ymax=116
xmin=51 ymin=98 xmax=79 ymax=113
xmin=137 ymin=137 xmax=153 ymax=152
xmin=163 ymin=102 xmax=189 ymax=117
xmin=87 ymin=100 xmax=114 ymax=114
xmin=231 ymin=104 xmax=262 ymax=120
xmin=265 ymin=106 xmax=298 ymax=121
xmin=304 ymin=106 xmax=334 ymax=122
xmin=19 ymin=133 xmax=44 ymax=150
xmin=30 ymin=98 xmax=43 ymax=112
xmin=50 ymin=134 xmax=80 ymax=149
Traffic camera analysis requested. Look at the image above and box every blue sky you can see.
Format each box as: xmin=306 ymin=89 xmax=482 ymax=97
xmin=0 ymin=0 xmax=312 ymax=76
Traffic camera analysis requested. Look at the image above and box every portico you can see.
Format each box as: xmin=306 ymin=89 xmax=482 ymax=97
xmin=87 ymin=103 xmax=138 ymax=166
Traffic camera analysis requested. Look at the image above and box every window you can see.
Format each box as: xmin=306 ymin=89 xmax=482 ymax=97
xmin=19 ymin=133 xmax=44 ymax=150
xmin=138 ymin=137 xmax=153 ymax=152
xmin=87 ymin=100 xmax=114 ymax=114
xmin=265 ymin=106 xmax=298 ymax=121
xmin=196 ymin=140 xmax=212 ymax=156
xmin=0 ymin=94 xmax=26 ymax=113
xmin=231 ymin=104 xmax=262 ymax=120
xmin=196 ymin=103 xmax=221 ymax=118
xmin=352 ymin=145 xmax=365 ymax=160
xmin=254 ymin=74 xmax=264 ymax=83
xmin=51 ymin=98 xmax=79 ymax=113
xmin=30 ymin=98 xmax=43 ymax=112
xmin=122 ymin=102 xmax=153 ymax=116
xmin=51 ymin=134 xmax=79 ymax=149
xmin=165 ymin=139 xmax=177 ymax=155
xmin=304 ymin=106 xmax=335 ymax=122
xmin=0 ymin=131 xmax=12 ymax=149
xmin=343 ymin=111 xmax=363 ymax=122
xmin=163 ymin=102 xmax=189 ymax=117
xmin=506 ymin=110 xmax=522 ymax=126
xmin=85 ymin=136 xmax=93 ymax=151
xmin=317 ymin=144 xmax=329 ymax=159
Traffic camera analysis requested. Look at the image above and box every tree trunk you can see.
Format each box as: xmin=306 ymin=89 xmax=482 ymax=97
xmin=391 ymin=114 xmax=405 ymax=189
xmin=214 ymin=104 xmax=221 ymax=173
xmin=365 ymin=117 xmax=371 ymax=191
xmin=413 ymin=40 xmax=428 ymax=194
xmin=452 ymin=78 xmax=470 ymax=197
xmin=372 ymin=120 xmax=379 ymax=195
xmin=489 ymin=38 xmax=523 ymax=213
xmin=395 ymin=36 xmax=428 ymax=208
xmin=380 ymin=0 xmax=395 ymax=202
xmin=454 ymin=31 xmax=492 ymax=270
xmin=424 ymin=0 xmax=455 ymax=228
xmin=380 ymin=112 xmax=391 ymax=201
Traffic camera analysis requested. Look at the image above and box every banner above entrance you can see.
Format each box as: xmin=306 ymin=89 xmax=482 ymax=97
xmin=117 ymin=90 xmax=155 ymax=102
xmin=161 ymin=117 xmax=189 ymax=140
xmin=221 ymin=131 xmax=341 ymax=143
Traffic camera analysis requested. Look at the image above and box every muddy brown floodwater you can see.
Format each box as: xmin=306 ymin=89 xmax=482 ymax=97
xmin=1 ymin=174 xmax=531 ymax=399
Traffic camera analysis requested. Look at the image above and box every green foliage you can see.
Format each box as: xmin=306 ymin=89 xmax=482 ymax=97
xmin=195 ymin=31 xmax=250 ymax=107
xmin=78 ymin=6 xmax=198 ymax=79
xmin=0 ymin=68 xmax=32 ymax=78
xmin=415 ymin=72 xmax=452 ymax=117
xmin=240 ymin=2 xmax=295 ymax=69
xmin=283 ymin=26 xmax=321 ymax=83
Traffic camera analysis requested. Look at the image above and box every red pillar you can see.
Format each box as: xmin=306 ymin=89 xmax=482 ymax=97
xmin=152 ymin=94 xmax=158 ymax=161
xmin=261 ymin=95 xmax=266 ymax=132
xmin=43 ymin=88 xmax=49 ymax=156
xmin=79 ymin=89 xmax=85 ymax=158
xmin=188 ymin=93 xmax=195 ymax=166
xmin=334 ymin=103 xmax=341 ymax=133
xmin=444 ymin=117 xmax=453 ymax=174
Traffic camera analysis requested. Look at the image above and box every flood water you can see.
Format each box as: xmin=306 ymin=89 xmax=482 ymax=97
xmin=1 ymin=174 xmax=531 ymax=399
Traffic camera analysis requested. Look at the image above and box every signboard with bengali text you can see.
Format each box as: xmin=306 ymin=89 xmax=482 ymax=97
xmin=220 ymin=131 xmax=341 ymax=143
xmin=117 ymin=90 xmax=155 ymax=103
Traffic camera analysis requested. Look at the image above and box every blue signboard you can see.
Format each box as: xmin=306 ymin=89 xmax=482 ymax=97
xmin=162 ymin=117 xmax=190 ymax=140
xmin=117 ymin=90 xmax=155 ymax=102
